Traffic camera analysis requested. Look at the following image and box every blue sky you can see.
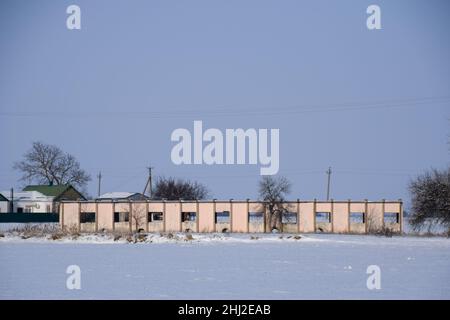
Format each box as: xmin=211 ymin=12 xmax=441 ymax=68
xmin=0 ymin=0 xmax=449 ymax=205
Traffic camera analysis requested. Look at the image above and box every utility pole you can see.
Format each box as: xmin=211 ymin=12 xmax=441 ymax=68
xmin=97 ymin=171 xmax=102 ymax=197
xmin=10 ymin=188 xmax=14 ymax=213
xmin=147 ymin=166 xmax=153 ymax=198
xmin=326 ymin=167 xmax=332 ymax=201
xmin=143 ymin=166 xmax=153 ymax=198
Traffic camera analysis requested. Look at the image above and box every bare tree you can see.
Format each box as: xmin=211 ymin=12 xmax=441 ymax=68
xmin=13 ymin=141 xmax=91 ymax=190
xmin=409 ymin=167 xmax=450 ymax=234
xmin=131 ymin=204 xmax=147 ymax=232
xmin=258 ymin=176 xmax=291 ymax=232
xmin=153 ymin=177 xmax=209 ymax=200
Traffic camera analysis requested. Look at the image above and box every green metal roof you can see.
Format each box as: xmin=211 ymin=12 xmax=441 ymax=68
xmin=23 ymin=185 xmax=71 ymax=197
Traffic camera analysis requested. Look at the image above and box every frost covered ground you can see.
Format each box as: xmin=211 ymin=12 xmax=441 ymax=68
xmin=1 ymin=225 xmax=449 ymax=299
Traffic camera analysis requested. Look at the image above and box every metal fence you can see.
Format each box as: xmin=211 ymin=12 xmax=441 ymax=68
xmin=0 ymin=213 xmax=59 ymax=223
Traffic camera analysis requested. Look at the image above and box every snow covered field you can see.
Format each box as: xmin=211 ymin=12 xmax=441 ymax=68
xmin=1 ymin=231 xmax=449 ymax=299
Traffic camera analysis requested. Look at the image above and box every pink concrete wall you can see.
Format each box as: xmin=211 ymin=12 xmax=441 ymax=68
xmin=62 ymin=203 xmax=79 ymax=230
xmin=198 ymin=202 xmax=215 ymax=232
xmin=299 ymin=202 xmax=315 ymax=233
xmin=80 ymin=222 xmax=95 ymax=232
xmin=332 ymin=202 xmax=349 ymax=233
xmin=350 ymin=203 xmax=366 ymax=213
xmin=148 ymin=222 xmax=164 ymax=232
xmin=315 ymin=202 xmax=332 ymax=232
xmin=165 ymin=202 xmax=181 ymax=232
xmin=215 ymin=202 xmax=231 ymax=212
xmin=80 ymin=203 xmax=96 ymax=212
xmin=316 ymin=203 xmax=332 ymax=213
xmin=214 ymin=202 xmax=231 ymax=231
xmin=181 ymin=202 xmax=197 ymax=212
xmin=349 ymin=202 xmax=367 ymax=234
xmin=384 ymin=202 xmax=400 ymax=212
xmin=98 ymin=203 xmax=113 ymax=231
xmin=367 ymin=203 xmax=384 ymax=231
xmin=61 ymin=200 xmax=402 ymax=234
xmin=248 ymin=202 xmax=265 ymax=233
xmin=148 ymin=203 xmax=164 ymax=232
xmin=114 ymin=202 xmax=130 ymax=213
xmin=148 ymin=203 xmax=164 ymax=212
xmin=181 ymin=202 xmax=198 ymax=232
xmin=281 ymin=203 xmax=298 ymax=233
xmin=113 ymin=202 xmax=131 ymax=232
xmin=131 ymin=202 xmax=148 ymax=231
xmin=384 ymin=202 xmax=401 ymax=232
xmin=232 ymin=202 xmax=248 ymax=232
xmin=79 ymin=203 xmax=96 ymax=232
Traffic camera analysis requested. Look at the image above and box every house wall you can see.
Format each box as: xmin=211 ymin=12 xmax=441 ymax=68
xmin=60 ymin=200 xmax=403 ymax=234
xmin=57 ymin=187 xmax=85 ymax=201
xmin=0 ymin=201 xmax=8 ymax=213
xmin=14 ymin=200 xmax=54 ymax=213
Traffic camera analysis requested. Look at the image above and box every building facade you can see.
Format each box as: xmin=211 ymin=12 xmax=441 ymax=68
xmin=22 ymin=184 xmax=86 ymax=213
xmin=0 ymin=190 xmax=54 ymax=213
xmin=0 ymin=193 xmax=9 ymax=213
xmin=1 ymin=185 xmax=86 ymax=213
xmin=60 ymin=199 xmax=403 ymax=234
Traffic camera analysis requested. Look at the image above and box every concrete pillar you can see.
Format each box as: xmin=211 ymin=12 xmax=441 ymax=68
xmin=77 ymin=202 xmax=81 ymax=232
xmin=163 ymin=200 xmax=166 ymax=232
xmin=313 ymin=199 xmax=317 ymax=233
xmin=112 ymin=202 xmax=116 ymax=232
xmin=95 ymin=201 xmax=98 ymax=232
xmin=364 ymin=199 xmax=368 ymax=234
xmin=347 ymin=199 xmax=351 ymax=232
xmin=196 ymin=200 xmax=199 ymax=232
xmin=146 ymin=201 xmax=149 ymax=232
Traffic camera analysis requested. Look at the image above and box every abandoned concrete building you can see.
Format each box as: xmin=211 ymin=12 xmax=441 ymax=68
xmin=60 ymin=199 xmax=403 ymax=234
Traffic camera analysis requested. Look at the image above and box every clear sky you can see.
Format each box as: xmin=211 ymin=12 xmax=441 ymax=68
xmin=0 ymin=0 xmax=449 ymax=206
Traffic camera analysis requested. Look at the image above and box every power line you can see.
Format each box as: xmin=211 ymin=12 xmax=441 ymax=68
xmin=0 ymin=95 xmax=448 ymax=119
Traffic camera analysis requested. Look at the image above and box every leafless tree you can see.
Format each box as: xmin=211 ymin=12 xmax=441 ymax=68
xmin=131 ymin=204 xmax=147 ymax=232
xmin=258 ymin=176 xmax=291 ymax=232
xmin=153 ymin=177 xmax=209 ymax=200
xmin=409 ymin=167 xmax=450 ymax=234
xmin=13 ymin=141 xmax=91 ymax=191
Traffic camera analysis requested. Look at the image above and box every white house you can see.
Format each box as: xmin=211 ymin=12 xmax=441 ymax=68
xmin=1 ymin=184 xmax=86 ymax=213
xmin=1 ymin=190 xmax=54 ymax=213
xmin=0 ymin=193 xmax=9 ymax=213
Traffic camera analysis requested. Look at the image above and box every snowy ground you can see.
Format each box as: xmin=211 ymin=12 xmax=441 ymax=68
xmin=1 ymin=228 xmax=449 ymax=299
